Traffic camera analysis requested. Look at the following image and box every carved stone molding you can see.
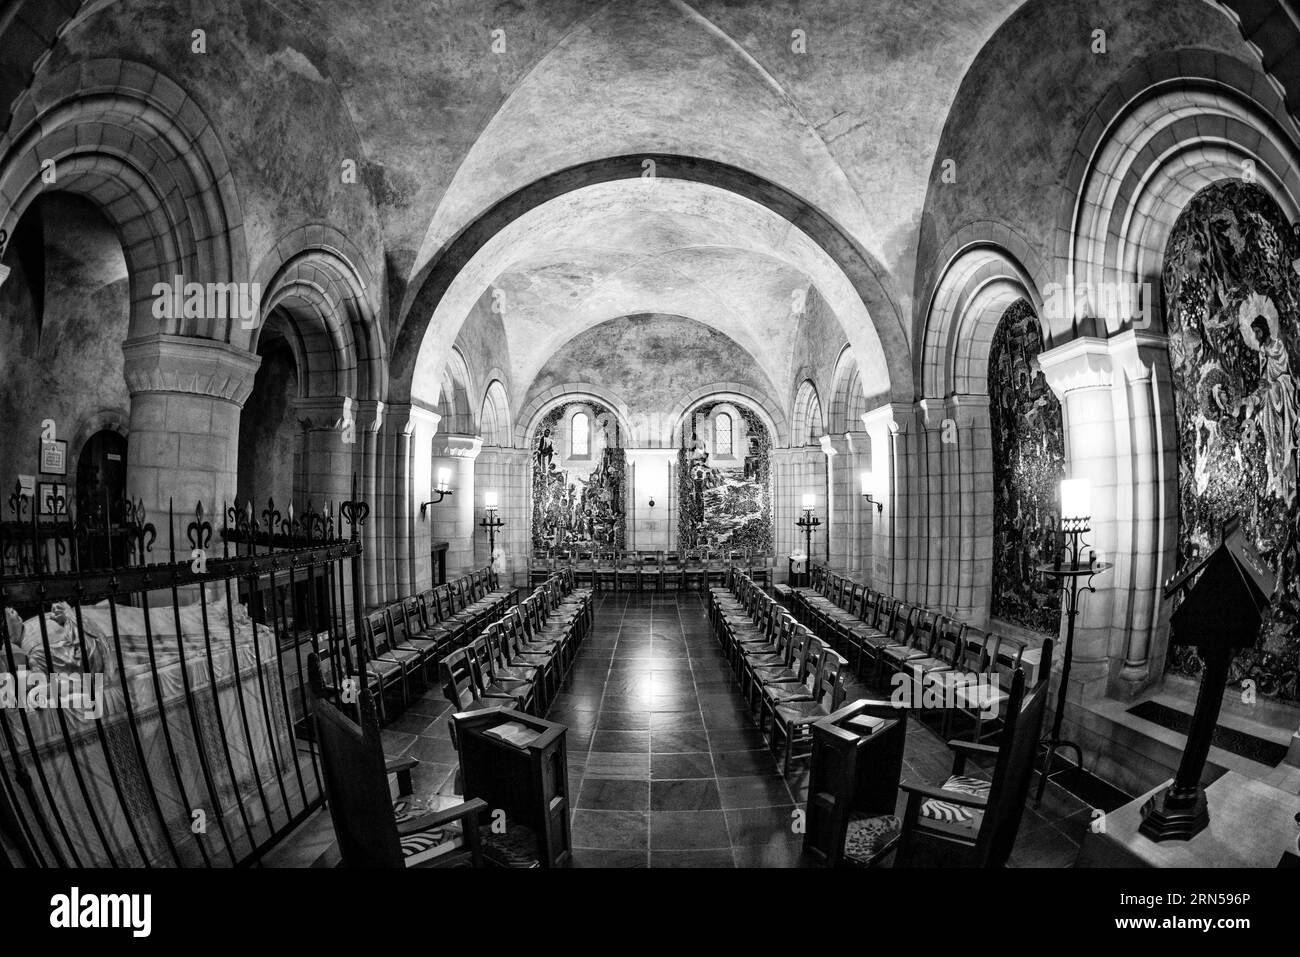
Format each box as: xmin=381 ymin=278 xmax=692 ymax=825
xmin=1037 ymin=335 xmax=1114 ymax=400
xmin=122 ymin=334 xmax=261 ymax=405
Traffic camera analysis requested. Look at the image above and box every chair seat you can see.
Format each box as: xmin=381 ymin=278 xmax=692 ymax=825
xmin=364 ymin=658 xmax=403 ymax=679
xmin=767 ymin=684 xmax=815 ymax=705
xmin=919 ymin=775 xmax=990 ymax=827
xmin=775 ymin=700 xmax=829 ymax=722
xmin=843 ymin=812 xmax=902 ymax=866
xmin=882 ymin=644 xmax=928 ymax=663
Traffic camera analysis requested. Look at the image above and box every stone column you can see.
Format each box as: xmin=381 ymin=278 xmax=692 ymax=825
xmin=294 ymin=396 xmax=360 ymax=511
xmin=1038 ymin=336 xmax=1118 ymax=703
xmin=862 ymin=402 xmax=914 ymax=597
xmin=823 ymin=433 xmax=850 ymax=571
xmin=357 ymin=400 xmax=386 ymax=607
xmin=430 ymin=434 xmax=481 ymax=577
xmin=1110 ymin=330 xmax=1174 ymax=695
xmin=947 ymin=393 xmax=993 ymax=625
xmin=386 ymin=404 xmax=441 ymax=598
xmin=123 ymin=335 xmax=259 ymax=552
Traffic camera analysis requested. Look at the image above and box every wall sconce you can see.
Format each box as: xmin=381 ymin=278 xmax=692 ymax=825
xmin=419 ymin=467 xmax=454 ymax=516
xmin=859 ymin=470 xmax=883 ymax=514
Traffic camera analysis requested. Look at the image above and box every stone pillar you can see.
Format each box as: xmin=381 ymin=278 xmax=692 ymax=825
xmin=947 ymin=393 xmax=993 ymax=625
xmin=357 ymin=400 xmax=386 ymax=607
xmin=862 ymin=402 xmax=913 ymax=597
xmin=294 ymin=396 xmax=360 ymax=511
xmin=1038 ymin=336 xmax=1118 ymax=703
xmin=123 ymin=335 xmax=259 ymax=551
xmin=1110 ymin=330 xmax=1174 ymax=696
xmin=822 ymin=434 xmax=847 ymax=570
xmin=431 ymin=434 xmax=481 ymax=577
xmin=387 ymin=404 xmax=441 ymax=598
xmin=844 ymin=430 xmax=874 ymax=578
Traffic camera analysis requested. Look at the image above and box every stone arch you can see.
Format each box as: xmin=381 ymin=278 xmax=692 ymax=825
xmin=0 ymin=59 xmax=247 ymax=342
xmin=435 ymin=346 xmax=475 ymax=435
xmin=245 ymin=227 xmax=382 ymax=400
xmin=918 ymin=235 xmax=1043 ymax=401
xmin=1058 ymin=52 xmax=1300 ymax=340
xmin=480 ymin=379 xmax=511 ymax=447
xmin=515 ymin=385 xmax=634 ymax=449
xmin=392 ymin=155 xmax=909 ymax=407
xmin=668 ymin=384 xmax=787 ymax=449
xmin=791 ymin=379 xmax=825 ymax=446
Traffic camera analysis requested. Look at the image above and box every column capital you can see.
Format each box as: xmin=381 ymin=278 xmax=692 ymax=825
xmin=355 ymin=399 xmax=385 ymax=433
xmin=944 ymin=393 xmax=990 ymax=426
xmin=294 ymin=395 xmax=351 ymax=431
xmin=387 ymin=402 xmax=442 ymax=436
xmin=122 ymin=334 xmax=261 ymax=404
xmin=1108 ymin=328 xmax=1168 ymax=384
xmin=861 ymin=401 xmax=913 ymax=435
xmin=1037 ymin=336 xmax=1113 ymax=400
xmin=435 ymin=433 xmax=483 ymax=460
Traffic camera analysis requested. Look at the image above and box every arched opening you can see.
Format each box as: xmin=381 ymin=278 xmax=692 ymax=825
xmin=237 ymin=329 xmax=300 ymax=511
xmin=678 ymin=399 xmax=771 ymax=553
xmin=988 ymin=298 xmax=1064 ymax=635
xmin=0 ymin=192 xmax=129 ymax=508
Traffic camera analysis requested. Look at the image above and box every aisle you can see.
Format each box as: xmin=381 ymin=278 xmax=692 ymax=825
xmin=547 ymin=592 xmax=805 ymax=868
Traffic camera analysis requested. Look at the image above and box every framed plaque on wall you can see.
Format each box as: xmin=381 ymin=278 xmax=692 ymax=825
xmin=39 ymin=439 xmax=68 ymax=475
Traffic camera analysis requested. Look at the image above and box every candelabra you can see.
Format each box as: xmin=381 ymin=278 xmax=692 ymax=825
xmin=479 ymin=492 xmax=504 ymax=570
xmin=1035 ymin=478 xmax=1111 ymax=806
xmin=796 ymin=494 xmax=820 ymax=563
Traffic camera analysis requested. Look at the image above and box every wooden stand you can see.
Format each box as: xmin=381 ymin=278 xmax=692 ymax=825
xmin=451 ymin=707 xmax=572 ymax=867
xmin=803 ymin=699 xmax=906 ymax=867
xmin=1143 ymin=517 xmax=1275 ymax=842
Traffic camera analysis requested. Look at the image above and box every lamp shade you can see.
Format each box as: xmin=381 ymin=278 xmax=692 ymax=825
xmin=484 ymin=491 xmax=498 ymax=509
xmin=436 ymin=467 xmax=451 ymax=489
xmin=859 ymin=470 xmax=872 ymax=496
xmin=1060 ymin=478 xmax=1091 ymax=520
xmin=801 ymin=494 xmax=815 ymax=510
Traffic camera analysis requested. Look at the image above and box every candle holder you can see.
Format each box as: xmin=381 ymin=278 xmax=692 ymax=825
xmin=796 ymin=497 xmax=820 ymax=563
xmin=479 ymin=495 xmax=505 ymax=570
xmin=1034 ymin=478 xmax=1110 ymax=806
xmin=420 ymin=467 xmax=454 ymax=515
xmin=859 ymin=470 xmax=883 ymax=514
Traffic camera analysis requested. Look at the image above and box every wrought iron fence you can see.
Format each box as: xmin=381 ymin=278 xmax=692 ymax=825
xmin=0 ymin=479 xmax=370 ymax=868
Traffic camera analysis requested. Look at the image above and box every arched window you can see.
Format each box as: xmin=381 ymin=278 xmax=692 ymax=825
xmin=571 ymin=411 xmax=590 ymax=457
xmin=714 ymin=412 xmax=733 ymax=456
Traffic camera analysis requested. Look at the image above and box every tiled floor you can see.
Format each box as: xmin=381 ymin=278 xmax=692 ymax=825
xmin=551 ymin=591 xmax=803 ymax=868
xmin=268 ymin=589 xmax=1096 ymax=867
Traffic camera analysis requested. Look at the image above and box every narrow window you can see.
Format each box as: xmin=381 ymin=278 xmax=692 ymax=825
xmin=714 ymin=412 xmax=733 ymax=456
xmin=571 ymin=411 xmax=590 ymax=457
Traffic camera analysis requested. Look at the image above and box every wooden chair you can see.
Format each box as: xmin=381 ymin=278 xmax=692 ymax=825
xmin=310 ymin=658 xmax=488 ymax=868
xmin=768 ymin=641 xmax=850 ymax=773
xmin=893 ymin=643 xmax=1052 ymax=868
xmin=880 ymin=606 xmax=940 ymax=678
xmin=469 ymin=635 xmax=538 ymax=714
xmin=681 ymin=546 xmax=708 ymax=591
xmin=803 ymin=698 xmax=908 ymax=867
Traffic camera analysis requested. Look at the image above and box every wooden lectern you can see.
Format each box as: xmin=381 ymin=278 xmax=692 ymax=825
xmin=451 ymin=707 xmax=572 ymax=867
xmin=1142 ymin=516 xmax=1275 ymax=842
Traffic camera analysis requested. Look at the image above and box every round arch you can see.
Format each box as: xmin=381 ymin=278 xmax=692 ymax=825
xmin=791 ymin=379 xmax=825 ymax=447
xmin=0 ymin=59 xmax=247 ymax=343
xmin=392 ymin=155 xmax=909 ymax=407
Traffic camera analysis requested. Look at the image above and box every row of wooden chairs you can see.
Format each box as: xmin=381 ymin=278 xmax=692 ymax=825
xmin=788 ymin=567 xmax=1030 ymax=741
xmin=530 ymin=548 xmax=773 ymax=591
xmin=440 ymin=568 xmax=593 ymax=728
xmin=708 ymin=569 xmax=849 ymax=774
xmin=316 ymin=565 xmax=517 ymax=723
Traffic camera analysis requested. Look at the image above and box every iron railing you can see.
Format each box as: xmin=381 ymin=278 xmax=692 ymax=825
xmin=0 ymin=479 xmax=370 ymax=868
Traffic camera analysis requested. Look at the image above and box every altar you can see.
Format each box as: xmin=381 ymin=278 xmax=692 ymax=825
xmin=1076 ymin=771 xmax=1300 ymax=867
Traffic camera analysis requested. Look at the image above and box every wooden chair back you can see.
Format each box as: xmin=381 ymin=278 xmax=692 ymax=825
xmin=976 ymin=640 xmax=1053 ymax=866
xmin=309 ymin=656 xmax=405 ymax=868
